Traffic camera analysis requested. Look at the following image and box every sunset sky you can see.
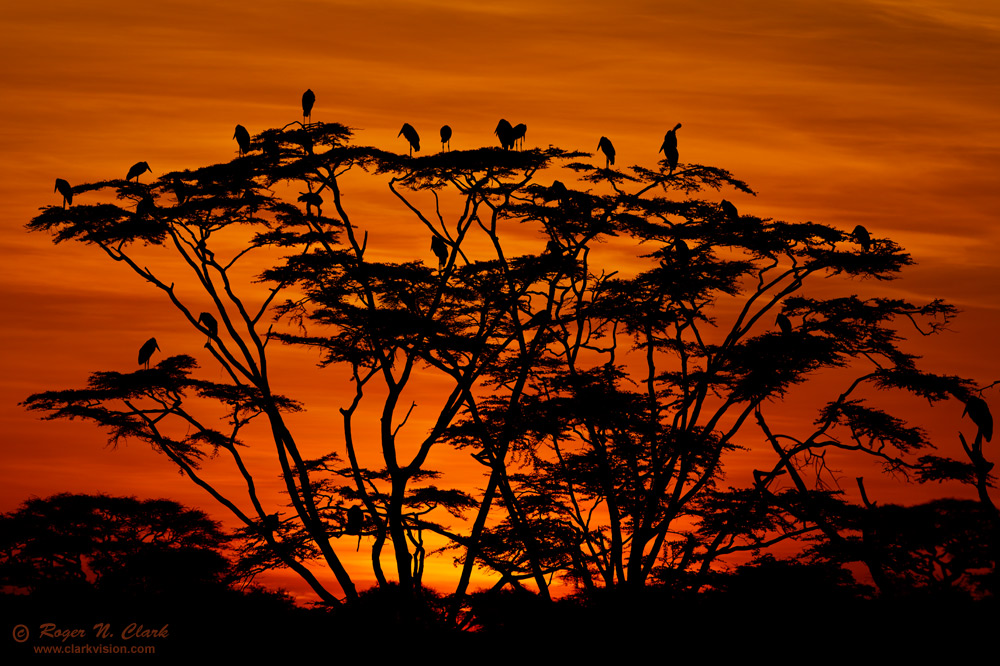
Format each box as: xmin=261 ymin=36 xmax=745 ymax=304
xmin=2 ymin=0 xmax=998 ymax=601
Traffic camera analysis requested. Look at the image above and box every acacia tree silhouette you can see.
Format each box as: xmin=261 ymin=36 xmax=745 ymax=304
xmin=23 ymin=106 xmax=993 ymax=621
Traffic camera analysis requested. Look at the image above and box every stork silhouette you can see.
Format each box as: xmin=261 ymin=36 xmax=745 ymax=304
xmin=138 ymin=337 xmax=159 ymax=369
xmin=126 ymin=162 xmax=151 ymax=182
xmin=597 ymin=136 xmax=615 ymax=168
xmin=512 ymin=123 xmax=527 ymax=150
xmin=852 ymin=225 xmax=872 ymax=252
xmin=302 ymin=89 xmax=315 ymax=125
xmin=776 ymin=313 xmax=793 ymax=335
xmin=135 ymin=193 xmax=156 ymax=218
xmin=440 ymin=125 xmax=452 ymax=151
xmin=398 ymin=123 xmax=420 ymax=156
xmin=54 ymin=179 xmax=73 ymax=207
xmin=659 ymin=123 xmax=682 ymax=173
xmin=495 ymin=119 xmax=515 ymax=150
xmin=963 ymin=396 xmax=994 ymax=443
xmin=234 ymin=124 xmax=251 ymax=156
xmin=549 ymin=180 xmax=568 ymax=203
xmin=431 ymin=235 xmax=448 ymax=269
xmin=170 ymin=178 xmax=187 ymax=205
xmin=198 ymin=312 xmax=219 ymax=339
xmin=720 ymin=199 xmax=738 ymax=221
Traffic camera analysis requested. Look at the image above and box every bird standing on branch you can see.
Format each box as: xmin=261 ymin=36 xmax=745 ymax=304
xmin=126 ymin=162 xmax=151 ymax=182
xmin=720 ymin=199 xmax=738 ymax=221
xmin=234 ymin=125 xmax=251 ymax=156
xmin=440 ymin=125 xmax=452 ymax=151
xmin=776 ymin=313 xmax=793 ymax=335
xmin=297 ymin=191 xmax=323 ymax=217
xmin=302 ymin=89 xmax=315 ymax=125
xmin=852 ymin=225 xmax=872 ymax=252
xmin=660 ymin=123 xmax=681 ymax=173
xmin=597 ymin=136 xmax=615 ymax=168
xmin=495 ymin=119 xmax=515 ymax=150
xmin=54 ymin=179 xmax=73 ymax=207
xmin=963 ymin=396 xmax=994 ymax=443
xmin=431 ymin=235 xmax=448 ymax=269
xmin=399 ymin=123 xmax=420 ymax=156
xmin=198 ymin=312 xmax=219 ymax=339
xmin=138 ymin=337 xmax=160 ymax=369
xmin=512 ymin=123 xmax=527 ymax=150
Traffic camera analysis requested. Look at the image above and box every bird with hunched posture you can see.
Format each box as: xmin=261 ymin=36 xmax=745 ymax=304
xmin=512 ymin=123 xmax=527 ymax=150
xmin=852 ymin=225 xmax=872 ymax=252
xmin=597 ymin=136 xmax=615 ymax=168
xmin=776 ymin=313 xmax=793 ymax=335
xmin=660 ymin=123 xmax=682 ymax=173
xmin=431 ymin=235 xmax=448 ymax=269
xmin=126 ymin=162 xmax=151 ymax=182
xmin=549 ymin=180 xmax=568 ymax=203
xmin=302 ymin=89 xmax=315 ymax=125
xmin=54 ymin=179 xmax=73 ymax=207
xmin=234 ymin=125 xmax=251 ymax=156
xmin=297 ymin=191 xmax=323 ymax=217
xmin=440 ymin=125 xmax=452 ymax=151
xmin=135 ymin=193 xmax=156 ymax=218
xmin=398 ymin=123 xmax=420 ymax=156
xmin=170 ymin=178 xmax=187 ymax=205
xmin=198 ymin=312 xmax=219 ymax=339
xmin=963 ymin=396 xmax=993 ymax=443
xmin=495 ymin=119 xmax=515 ymax=150
xmin=138 ymin=337 xmax=160 ymax=369
xmin=720 ymin=199 xmax=738 ymax=221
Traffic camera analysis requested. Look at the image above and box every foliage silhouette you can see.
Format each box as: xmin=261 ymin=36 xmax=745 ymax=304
xmin=24 ymin=102 xmax=995 ymax=623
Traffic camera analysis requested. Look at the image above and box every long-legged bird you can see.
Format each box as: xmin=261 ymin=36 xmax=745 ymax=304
xmin=234 ymin=125 xmax=251 ymax=156
xmin=198 ymin=312 xmax=219 ymax=339
xmin=399 ymin=123 xmax=420 ymax=156
xmin=138 ymin=337 xmax=160 ymax=369
xmin=512 ymin=123 xmax=527 ymax=150
xmin=126 ymin=162 xmax=151 ymax=182
xmin=54 ymin=179 xmax=73 ymax=207
xmin=431 ymin=235 xmax=448 ymax=269
xmin=852 ymin=225 xmax=872 ymax=252
xmin=963 ymin=396 xmax=994 ymax=443
xmin=597 ymin=136 xmax=616 ymax=168
xmin=440 ymin=125 xmax=452 ymax=151
xmin=495 ymin=119 xmax=515 ymax=150
xmin=660 ymin=123 xmax=682 ymax=173
xmin=302 ymin=89 xmax=315 ymax=125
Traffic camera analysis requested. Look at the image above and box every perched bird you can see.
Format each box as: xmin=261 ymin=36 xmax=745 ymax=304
xmin=720 ymin=199 xmax=739 ymax=221
xmin=345 ymin=505 xmax=363 ymax=535
xmin=495 ymin=119 xmax=515 ymax=150
xmin=54 ymin=179 xmax=73 ymax=207
xmin=440 ymin=125 xmax=452 ymax=151
xmin=659 ymin=123 xmax=682 ymax=173
xmin=673 ymin=237 xmax=689 ymax=263
xmin=297 ymin=191 xmax=323 ymax=217
xmin=398 ymin=123 xmax=420 ymax=156
xmin=135 ymin=193 xmax=156 ymax=218
xmin=263 ymin=513 xmax=280 ymax=533
xmin=776 ymin=313 xmax=793 ymax=335
xmin=597 ymin=136 xmax=616 ymax=168
xmin=169 ymin=178 xmax=187 ymax=205
xmin=852 ymin=225 xmax=872 ymax=252
xmin=963 ymin=396 xmax=993 ymax=443
xmin=302 ymin=89 xmax=316 ymax=125
xmin=548 ymin=180 xmax=569 ymax=203
xmin=138 ymin=337 xmax=160 ymax=369
xmin=431 ymin=235 xmax=448 ymax=269
xmin=126 ymin=162 xmax=152 ymax=182
xmin=234 ymin=124 xmax=251 ymax=156
xmin=512 ymin=123 xmax=527 ymax=150
xmin=198 ymin=312 xmax=219 ymax=338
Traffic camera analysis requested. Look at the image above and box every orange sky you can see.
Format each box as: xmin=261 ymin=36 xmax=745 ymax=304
xmin=2 ymin=0 xmax=998 ymax=601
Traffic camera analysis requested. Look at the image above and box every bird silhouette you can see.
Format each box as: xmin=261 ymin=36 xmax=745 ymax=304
xmin=720 ymin=199 xmax=739 ymax=221
xmin=963 ymin=396 xmax=993 ymax=442
xmin=126 ymin=162 xmax=151 ymax=182
xmin=776 ymin=313 xmax=793 ymax=335
xmin=198 ymin=312 xmax=219 ymax=339
xmin=345 ymin=505 xmax=363 ymax=535
xmin=234 ymin=125 xmax=251 ymax=156
xmin=54 ymin=179 xmax=73 ymax=207
xmin=302 ymin=89 xmax=315 ymax=125
xmin=673 ymin=237 xmax=689 ymax=263
xmin=431 ymin=235 xmax=448 ymax=269
xmin=659 ymin=123 xmax=682 ymax=173
xmin=169 ymin=178 xmax=187 ymax=205
xmin=398 ymin=123 xmax=420 ymax=156
xmin=548 ymin=180 xmax=569 ymax=203
xmin=440 ymin=125 xmax=452 ymax=151
xmin=297 ymin=191 xmax=323 ymax=217
xmin=512 ymin=123 xmax=527 ymax=150
xmin=597 ymin=136 xmax=616 ymax=168
xmin=495 ymin=119 xmax=515 ymax=150
xmin=852 ymin=225 xmax=872 ymax=252
xmin=138 ymin=337 xmax=160 ymax=369
xmin=135 ymin=193 xmax=156 ymax=218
